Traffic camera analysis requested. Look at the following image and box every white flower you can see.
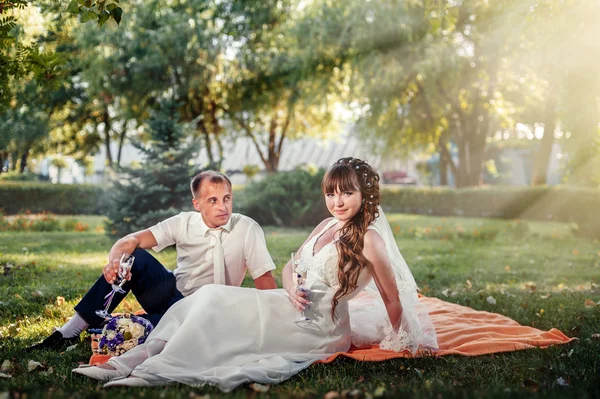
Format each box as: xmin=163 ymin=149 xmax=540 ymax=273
xmin=130 ymin=323 xmax=145 ymax=339
xmin=120 ymin=340 xmax=136 ymax=351
xmin=105 ymin=330 xmax=117 ymax=340
xmin=117 ymin=318 xmax=133 ymax=327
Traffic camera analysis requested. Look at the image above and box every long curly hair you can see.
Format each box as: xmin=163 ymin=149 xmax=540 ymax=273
xmin=321 ymin=157 xmax=380 ymax=320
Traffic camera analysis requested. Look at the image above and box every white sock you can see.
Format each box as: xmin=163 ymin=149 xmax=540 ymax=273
xmin=58 ymin=312 xmax=89 ymax=338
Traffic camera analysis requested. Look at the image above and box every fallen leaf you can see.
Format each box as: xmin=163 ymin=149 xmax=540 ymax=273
xmin=572 ymin=249 xmax=580 ymax=256
xmin=504 ymin=265 xmax=511 ymax=271
xmin=523 ymin=379 xmax=539 ymax=392
xmin=373 ymin=386 xmax=386 ymax=397
xmin=44 ymin=308 xmax=53 ymax=317
xmin=486 ymin=296 xmax=497 ymax=305
xmin=540 ymin=294 xmax=551 ymax=299
xmin=591 ymin=333 xmax=600 ymax=340
xmin=66 ymin=343 xmax=78 ymax=352
xmin=249 ymin=383 xmax=269 ymax=393
xmin=27 ymin=360 xmax=44 ymax=372
xmin=584 ymin=299 xmax=596 ymax=308
xmin=14 ymin=294 xmax=22 ymax=300
xmin=357 ymin=375 xmax=365 ymax=383
xmin=7 ymin=324 xmax=19 ymax=337
xmin=441 ymin=289 xmax=450 ymax=297
xmin=556 ymin=377 xmax=569 ymax=387
xmin=1 ymin=360 xmax=12 ymax=372
xmin=465 ymin=279 xmax=472 ymax=290
xmin=570 ymin=326 xmax=581 ymax=337
xmin=0 ymin=373 xmax=11 ymax=379
xmin=39 ymin=366 xmax=54 ymax=377
xmin=524 ymin=282 xmax=537 ymax=292
xmin=56 ymin=296 xmax=65 ymax=306
xmin=324 ymin=392 xmax=340 ymax=399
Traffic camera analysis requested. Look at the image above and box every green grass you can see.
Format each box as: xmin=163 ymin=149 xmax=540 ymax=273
xmin=1 ymin=214 xmax=599 ymax=398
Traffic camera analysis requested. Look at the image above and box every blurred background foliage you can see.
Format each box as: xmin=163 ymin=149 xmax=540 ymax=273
xmin=0 ymin=0 xmax=599 ymax=235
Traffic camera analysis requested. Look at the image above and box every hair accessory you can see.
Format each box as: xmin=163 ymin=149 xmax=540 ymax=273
xmin=356 ymin=165 xmax=360 ymax=169
xmin=370 ymin=195 xmax=373 ymax=198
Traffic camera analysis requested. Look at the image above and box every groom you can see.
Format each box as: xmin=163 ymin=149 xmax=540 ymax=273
xmin=28 ymin=170 xmax=277 ymax=351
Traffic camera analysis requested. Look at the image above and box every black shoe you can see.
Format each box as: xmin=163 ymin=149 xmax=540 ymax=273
xmin=26 ymin=330 xmax=80 ymax=351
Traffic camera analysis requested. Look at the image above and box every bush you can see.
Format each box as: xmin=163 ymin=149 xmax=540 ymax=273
xmin=380 ymin=185 xmax=599 ymax=239
xmin=237 ymin=167 xmax=330 ymax=227
xmin=0 ymin=182 xmax=104 ymax=215
xmin=0 ymin=171 xmax=48 ymax=182
xmin=0 ymin=210 xmax=61 ymax=232
xmin=29 ymin=211 xmax=61 ymax=232
xmin=240 ymin=177 xmax=599 ymax=239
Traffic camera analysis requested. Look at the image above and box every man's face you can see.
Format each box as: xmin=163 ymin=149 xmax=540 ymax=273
xmin=192 ymin=181 xmax=233 ymax=228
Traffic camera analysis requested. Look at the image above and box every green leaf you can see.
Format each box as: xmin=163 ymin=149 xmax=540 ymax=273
xmin=110 ymin=7 xmax=123 ymax=25
xmin=80 ymin=11 xmax=97 ymax=23
xmin=98 ymin=10 xmax=111 ymax=27
xmin=66 ymin=1 xmax=80 ymax=13
xmin=105 ymin=3 xmax=118 ymax=11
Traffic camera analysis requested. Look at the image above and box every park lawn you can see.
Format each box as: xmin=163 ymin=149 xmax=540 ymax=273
xmin=0 ymin=214 xmax=599 ymax=398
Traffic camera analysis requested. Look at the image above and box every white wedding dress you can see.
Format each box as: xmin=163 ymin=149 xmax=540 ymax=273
xmin=106 ymin=215 xmax=437 ymax=392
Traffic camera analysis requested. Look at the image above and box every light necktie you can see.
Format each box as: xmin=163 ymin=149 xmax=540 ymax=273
xmin=209 ymin=228 xmax=226 ymax=285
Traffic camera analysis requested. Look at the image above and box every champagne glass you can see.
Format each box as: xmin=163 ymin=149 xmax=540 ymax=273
xmin=291 ymin=252 xmax=310 ymax=323
xmin=96 ymin=253 xmax=135 ymax=319
xmin=114 ymin=253 xmax=135 ymax=294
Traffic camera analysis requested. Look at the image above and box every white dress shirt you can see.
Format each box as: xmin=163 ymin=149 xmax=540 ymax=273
xmin=148 ymin=212 xmax=276 ymax=297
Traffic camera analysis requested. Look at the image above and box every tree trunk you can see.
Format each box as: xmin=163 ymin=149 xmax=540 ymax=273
xmin=19 ymin=149 xmax=29 ymax=173
xmin=531 ymin=95 xmax=557 ymax=186
xmin=102 ymin=109 xmax=113 ymax=169
xmin=11 ymin=152 xmax=18 ymax=171
xmin=209 ymin=101 xmax=224 ymax=168
xmin=116 ymin=129 xmax=127 ymax=168
xmin=0 ymin=152 xmax=6 ymax=173
xmin=265 ymin=114 xmax=279 ymax=173
xmin=437 ymin=134 xmax=456 ymax=186
xmin=197 ymin=119 xmax=215 ymax=165
xmin=439 ymin=154 xmax=448 ymax=185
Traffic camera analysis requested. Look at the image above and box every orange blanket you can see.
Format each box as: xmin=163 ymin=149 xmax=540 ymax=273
xmin=89 ymin=296 xmax=573 ymax=365
xmin=322 ymin=295 xmax=574 ymax=363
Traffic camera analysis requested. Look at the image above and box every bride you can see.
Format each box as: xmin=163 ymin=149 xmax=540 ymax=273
xmin=73 ymin=157 xmax=437 ymax=391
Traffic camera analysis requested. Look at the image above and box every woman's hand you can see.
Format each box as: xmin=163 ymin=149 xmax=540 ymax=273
xmin=286 ymin=287 xmax=310 ymax=312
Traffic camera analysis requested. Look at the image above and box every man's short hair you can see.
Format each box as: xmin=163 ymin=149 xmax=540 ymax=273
xmin=190 ymin=171 xmax=232 ymax=198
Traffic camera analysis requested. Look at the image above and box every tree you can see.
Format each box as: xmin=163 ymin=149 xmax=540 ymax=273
xmin=525 ymin=1 xmax=600 ymax=186
xmin=0 ymin=0 xmax=123 ymax=111
xmin=104 ymin=101 xmax=203 ymax=238
xmin=309 ymin=0 xmax=538 ymax=187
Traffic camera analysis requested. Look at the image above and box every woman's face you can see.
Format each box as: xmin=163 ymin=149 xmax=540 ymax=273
xmin=325 ymin=188 xmax=363 ymax=223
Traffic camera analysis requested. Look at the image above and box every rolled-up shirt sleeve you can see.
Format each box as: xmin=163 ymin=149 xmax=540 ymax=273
xmin=244 ymin=222 xmax=276 ymax=279
xmin=148 ymin=213 xmax=185 ymax=252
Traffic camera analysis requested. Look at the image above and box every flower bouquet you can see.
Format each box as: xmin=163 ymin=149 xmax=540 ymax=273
xmin=98 ymin=314 xmax=153 ymax=356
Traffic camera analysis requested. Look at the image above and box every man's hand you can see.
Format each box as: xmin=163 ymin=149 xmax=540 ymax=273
xmin=103 ymin=259 xmax=121 ymax=284
xmin=286 ymin=287 xmax=310 ymax=312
